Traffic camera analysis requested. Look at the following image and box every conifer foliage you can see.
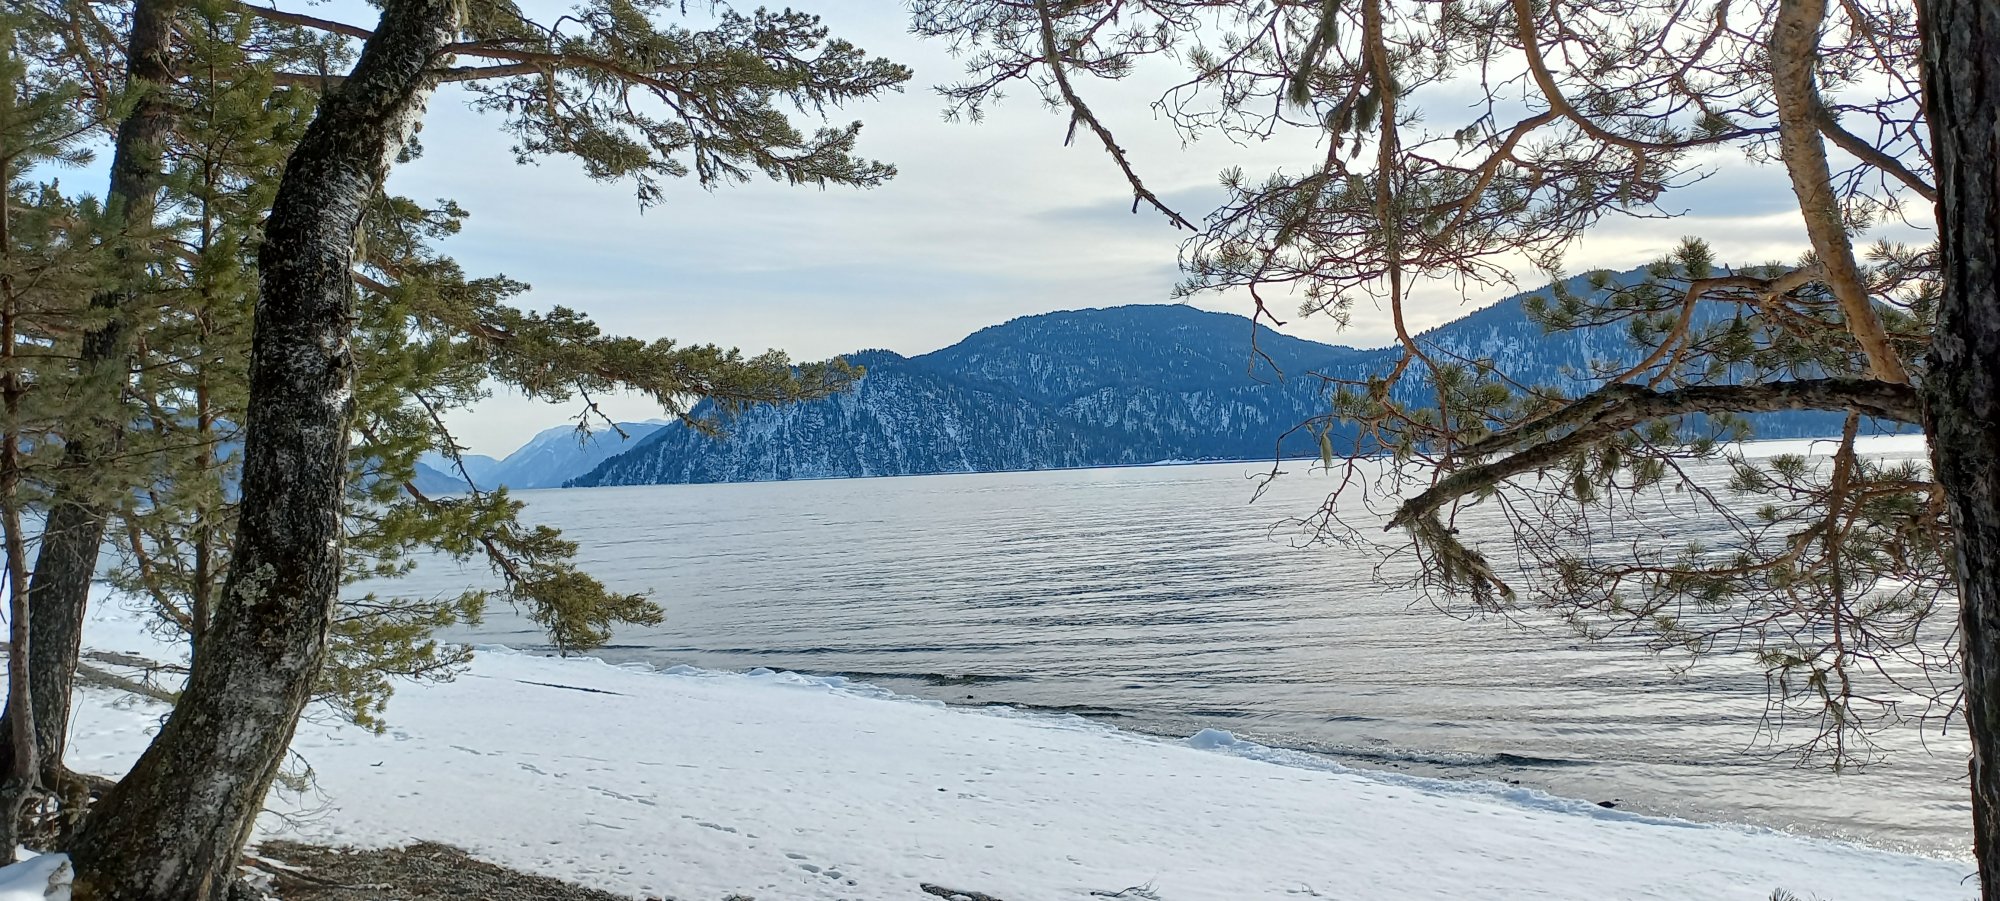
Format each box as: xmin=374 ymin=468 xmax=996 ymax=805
xmin=0 ymin=0 xmax=907 ymax=894
xmin=912 ymin=0 xmax=1991 ymax=891
xmin=0 ymin=11 xmax=99 ymax=852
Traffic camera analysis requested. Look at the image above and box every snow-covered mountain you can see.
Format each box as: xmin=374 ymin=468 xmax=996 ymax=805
xmin=569 ymin=305 xmax=1356 ymax=486
xmin=568 ymin=273 xmax=1873 ymax=488
xmin=418 ymin=421 xmax=670 ymax=492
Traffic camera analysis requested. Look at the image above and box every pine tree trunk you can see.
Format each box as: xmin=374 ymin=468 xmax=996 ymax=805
xmin=0 ymin=392 xmax=38 ymax=859
xmin=0 ymin=53 xmax=41 ymax=853
xmin=0 ymin=0 xmax=177 ymax=794
xmin=1919 ymin=1 xmax=2000 ymax=897
xmin=65 ymin=1 xmax=456 ymax=896
xmin=1770 ymin=0 xmax=1909 ymax=385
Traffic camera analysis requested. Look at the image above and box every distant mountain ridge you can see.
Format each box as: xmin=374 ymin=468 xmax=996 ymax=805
xmin=569 ymin=271 xmax=1865 ymax=489
xmin=416 ymin=420 xmax=670 ymax=493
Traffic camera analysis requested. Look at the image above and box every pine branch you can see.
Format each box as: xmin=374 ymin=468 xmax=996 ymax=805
xmin=1032 ymin=0 xmax=1195 ymax=231
xmin=1388 ymin=378 xmax=1924 ymax=532
xmin=1509 ymin=0 xmax=1765 ymax=151
xmin=1816 ymin=107 xmax=1936 ymax=203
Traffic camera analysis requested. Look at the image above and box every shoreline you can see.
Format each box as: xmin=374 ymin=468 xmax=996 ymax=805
xmin=715 ymin=660 xmax=1970 ymax=864
xmin=545 ymin=431 xmax=1931 ymax=493
xmin=57 ymin=595 xmax=1975 ymax=900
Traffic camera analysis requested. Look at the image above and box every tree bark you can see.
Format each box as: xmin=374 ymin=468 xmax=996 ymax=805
xmin=1770 ymin=0 xmax=1911 ymax=385
xmin=0 ymin=0 xmax=177 ymax=795
xmin=65 ymin=0 xmax=457 ymax=896
xmin=0 ymin=58 xmax=41 ymax=853
xmin=0 ymin=378 xmax=37 ymax=858
xmin=1918 ymin=0 xmax=2000 ymax=897
xmin=1388 ymin=378 xmax=1926 ymax=531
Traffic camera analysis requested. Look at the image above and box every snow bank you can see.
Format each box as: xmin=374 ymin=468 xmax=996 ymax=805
xmin=0 ymin=853 xmax=69 ymax=900
xmin=60 ymin=597 xmax=1970 ymax=901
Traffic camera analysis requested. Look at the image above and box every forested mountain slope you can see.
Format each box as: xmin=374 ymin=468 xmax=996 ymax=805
xmin=573 ymin=273 xmax=1870 ymax=487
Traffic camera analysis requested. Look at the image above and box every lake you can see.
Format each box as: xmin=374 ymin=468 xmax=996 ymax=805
xmin=379 ymin=435 xmax=1965 ymax=858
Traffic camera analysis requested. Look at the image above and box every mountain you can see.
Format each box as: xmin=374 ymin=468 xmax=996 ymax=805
xmin=420 ymin=421 xmax=671 ymax=492
xmin=484 ymin=421 xmax=672 ymax=488
xmin=571 ymin=274 xmax=1871 ymax=488
xmin=410 ymin=461 xmax=471 ymax=496
xmin=572 ymin=306 xmax=1353 ymax=486
xmin=453 ymin=454 xmax=506 ymax=486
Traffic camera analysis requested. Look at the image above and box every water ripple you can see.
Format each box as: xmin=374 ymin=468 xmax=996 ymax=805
xmin=374 ymin=455 xmax=1965 ymax=859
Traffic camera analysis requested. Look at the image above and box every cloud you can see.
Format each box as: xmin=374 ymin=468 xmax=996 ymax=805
xmin=151 ymin=0 xmax=1921 ymax=457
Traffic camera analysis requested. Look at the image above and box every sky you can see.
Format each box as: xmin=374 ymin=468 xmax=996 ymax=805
xmin=369 ymin=2 xmax=1885 ymax=457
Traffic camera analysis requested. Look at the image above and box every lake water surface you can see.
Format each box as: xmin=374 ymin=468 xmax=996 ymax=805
xmin=381 ymin=436 xmax=1965 ymax=859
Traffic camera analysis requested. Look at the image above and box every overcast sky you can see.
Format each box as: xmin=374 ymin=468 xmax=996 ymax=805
xmin=378 ymin=3 xmax=1865 ymax=457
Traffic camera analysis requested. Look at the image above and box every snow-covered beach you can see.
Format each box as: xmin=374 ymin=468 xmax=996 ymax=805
xmin=50 ymin=592 xmax=1971 ymax=901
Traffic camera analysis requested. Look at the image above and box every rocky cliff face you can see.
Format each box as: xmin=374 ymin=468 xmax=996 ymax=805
xmin=572 ymin=274 xmax=1872 ymax=488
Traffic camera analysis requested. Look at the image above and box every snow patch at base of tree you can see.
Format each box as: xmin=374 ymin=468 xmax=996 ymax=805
xmin=51 ymin=589 xmax=1975 ymax=900
xmin=0 ymin=852 xmax=70 ymax=900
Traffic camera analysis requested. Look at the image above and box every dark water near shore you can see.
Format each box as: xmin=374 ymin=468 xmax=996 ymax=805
xmin=377 ymin=436 xmax=1965 ymax=859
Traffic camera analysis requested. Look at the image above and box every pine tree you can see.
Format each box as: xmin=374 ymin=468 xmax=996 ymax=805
xmin=46 ymin=0 xmax=910 ymax=894
xmin=0 ymin=0 xmax=178 ymax=805
xmin=920 ymin=0 xmax=1940 ymax=753
xmin=912 ymin=0 xmax=1993 ymax=889
xmin=66 ymin=1 xmax=468 ymax=888
xmin=0 ymin=7 xmax=99 ymax=851
xmin=0 ymin=0 xmax=903 ymax=830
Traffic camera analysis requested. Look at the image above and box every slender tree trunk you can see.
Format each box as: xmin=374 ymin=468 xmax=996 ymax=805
xmin=0 ymin=0 xmax=177 ymax=794
xmin=1918 ymin=0 xmax=2000 ymax=897
xmin=66 ymin=0 xmax=456 ymax=896
xmin=0 ymin=363 xmax=38 ymax=858
xmin=0 ymin=55 xmax=40 ymax=852
xmin=1770 ymin=0 xmax=1910 ymax=385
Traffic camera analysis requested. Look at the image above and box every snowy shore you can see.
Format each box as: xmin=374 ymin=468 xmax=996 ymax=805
xmin=55 ymin=594 xmax=1972 ymax=901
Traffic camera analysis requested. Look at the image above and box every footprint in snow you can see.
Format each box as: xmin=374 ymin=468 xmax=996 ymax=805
xmin=784 ymin=853 xmax=856 ymax=886
xmin=585 ymin=784 xmax=639 ymax=803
